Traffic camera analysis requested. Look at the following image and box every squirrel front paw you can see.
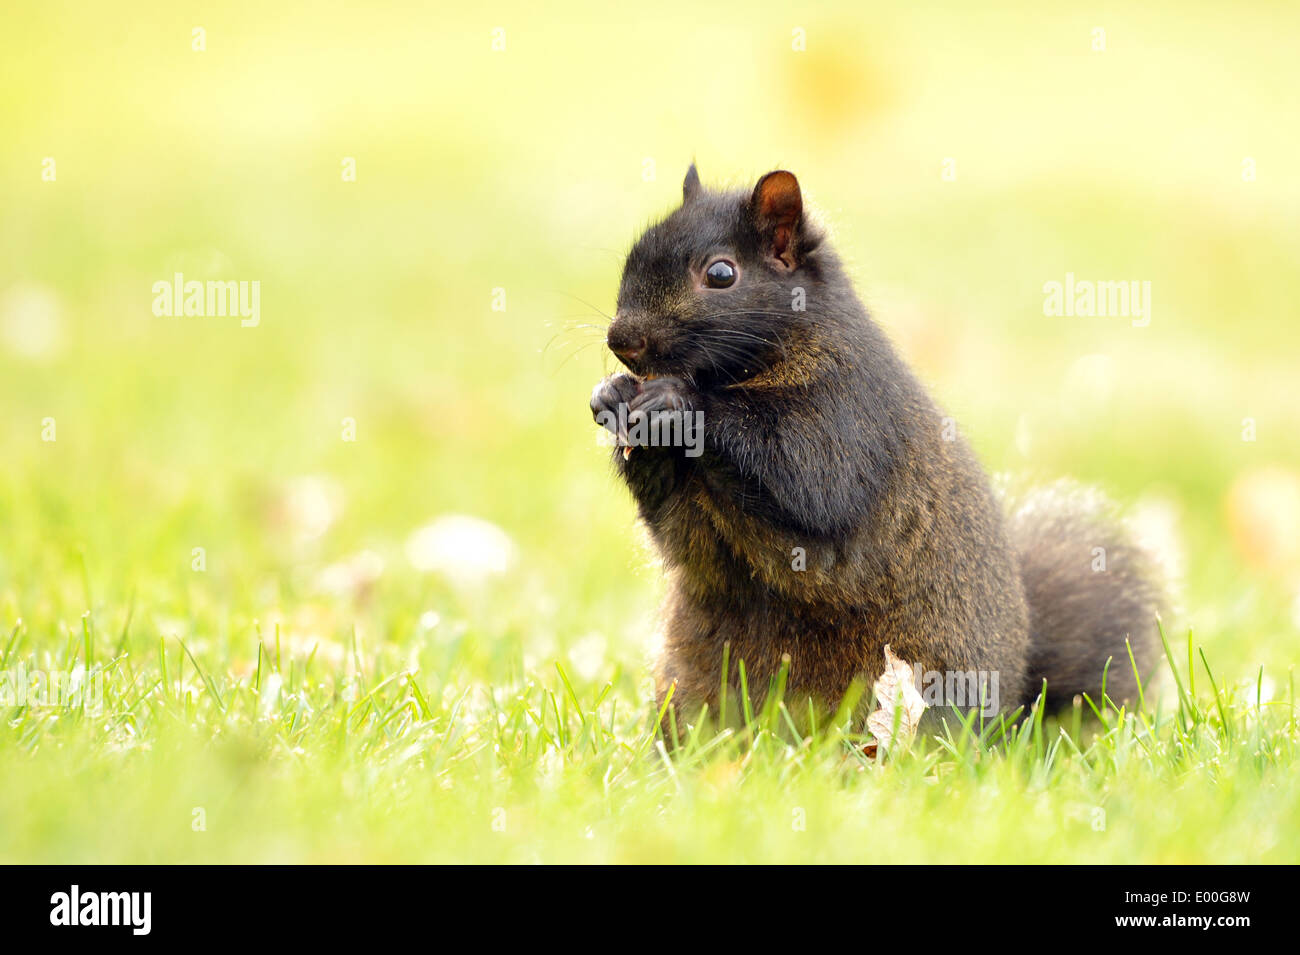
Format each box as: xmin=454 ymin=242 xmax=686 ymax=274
xmin=627 ymin=376 xmax=695 ymax=421
xmin=590 ymin=373 xmax=642 ymax=445
xmin=590 ymin=375 xmax=701 ymax=459
xmin=626 ymin=377 xmax=701 ymax=458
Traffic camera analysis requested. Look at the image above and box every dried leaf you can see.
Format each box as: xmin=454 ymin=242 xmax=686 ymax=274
xmin=865 ymin=644 xmax=927 ymax=755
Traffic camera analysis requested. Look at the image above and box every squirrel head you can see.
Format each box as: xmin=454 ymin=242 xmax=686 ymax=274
xmin=607 ymin=165 xmax=828 ymax=387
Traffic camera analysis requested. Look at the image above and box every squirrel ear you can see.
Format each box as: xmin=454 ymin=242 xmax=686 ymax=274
xmin=682 ymin=163 xmax=702 ymax=203
xmin=749 ymin=170 xmax=803 ymax=269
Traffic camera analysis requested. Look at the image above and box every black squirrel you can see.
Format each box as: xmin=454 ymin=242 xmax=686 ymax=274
xmin=590 ymin=165 xmax=1166 ymax=725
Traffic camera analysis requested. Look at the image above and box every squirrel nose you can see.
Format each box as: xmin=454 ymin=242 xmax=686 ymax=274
xmin=608 ymin=333 xmax=647 ymax=363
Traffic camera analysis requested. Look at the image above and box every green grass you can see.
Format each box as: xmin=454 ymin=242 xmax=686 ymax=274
xmin=2 ymin=615 xmax=1296 ymax=863
xmin=2 ymin=0 xmax=1299 ymax=862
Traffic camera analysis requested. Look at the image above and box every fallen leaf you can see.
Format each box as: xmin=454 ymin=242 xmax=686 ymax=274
xmin=864 ymin=644 xmax=927 ymax=756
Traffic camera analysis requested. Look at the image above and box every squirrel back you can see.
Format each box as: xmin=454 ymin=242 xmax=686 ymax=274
xmin=590 ymin=166 xmax=1164 ymax=724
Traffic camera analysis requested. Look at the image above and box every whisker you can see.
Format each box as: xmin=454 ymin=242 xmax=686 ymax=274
xmin=546 ymin=338 xmax=608 ymax=375
xmin=556 ymin=291 xmax=615 ymax=323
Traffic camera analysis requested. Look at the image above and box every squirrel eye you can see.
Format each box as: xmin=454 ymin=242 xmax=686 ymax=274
xmin=704 ymin=260 xmax=737 ymax=289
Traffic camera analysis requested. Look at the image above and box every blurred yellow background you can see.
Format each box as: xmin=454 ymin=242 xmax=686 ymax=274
xmin=3 ymin=0 xmax=1299 ymax=682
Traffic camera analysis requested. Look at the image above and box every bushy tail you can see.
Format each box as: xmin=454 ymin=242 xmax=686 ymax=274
xmin=1007 ymin=483 xmax=1169 ymax=710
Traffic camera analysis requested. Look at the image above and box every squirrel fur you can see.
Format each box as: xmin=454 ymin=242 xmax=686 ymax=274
xmin=590 ymin=165 xmax=1166 ymax=726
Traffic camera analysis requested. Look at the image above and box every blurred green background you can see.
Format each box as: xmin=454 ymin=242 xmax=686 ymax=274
xmin=2 ymin=1 xmax=1299 ymax=861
